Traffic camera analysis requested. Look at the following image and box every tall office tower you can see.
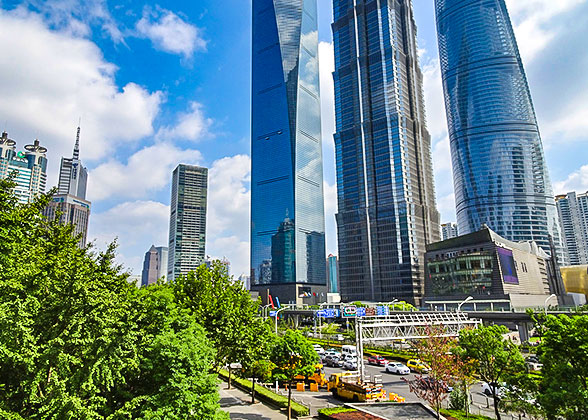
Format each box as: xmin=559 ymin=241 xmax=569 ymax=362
xmin=167 ymin=164 xmax=208 ymax=281
xmin=332 ymin=0 xmax=440 ymax=304
xmin=435 ymin=0 xmax=566 ymax=264
xmin=141 ymin=245 xmax=169 ymax=286
xmin=0 ymin=132 xmax=47 ymax=204
xmin=441 ymin=222 xmax=458 ymax=241
xmin=250 ymin=0 xmax=327 ymax=304
xmin=44 ymin=127 xmax=91 ymax=248
xmin=556 ymin=192 xmax=588 ymax=265
xmin=57 ymin=126 xmax=88 ymax=199
xmin=327 ymin=254 xmax=339 ymax=294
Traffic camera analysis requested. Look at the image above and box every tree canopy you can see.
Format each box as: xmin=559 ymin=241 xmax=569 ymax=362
xmin=0 ymin=179 xmax=227 ymax=419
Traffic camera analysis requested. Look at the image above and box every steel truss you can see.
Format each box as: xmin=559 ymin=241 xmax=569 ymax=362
xmin=355 ymin=312 xmax=482 ymax=380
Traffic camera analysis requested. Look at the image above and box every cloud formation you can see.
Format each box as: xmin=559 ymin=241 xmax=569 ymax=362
xmin=157 ymin=102 xmax=213 ymax=141
xmin=554 ymin=165 xmax=588 ymax=195
xmin=136 ymin=7 xmax=206 ymax=58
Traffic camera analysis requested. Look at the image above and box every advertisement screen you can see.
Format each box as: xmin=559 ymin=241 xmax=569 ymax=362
xmin=497 ymin=247 xmax=519 ymax=284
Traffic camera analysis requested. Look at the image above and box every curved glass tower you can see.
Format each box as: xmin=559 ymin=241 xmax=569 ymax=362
xmin=435 ymin=0 xmax=566 ymax=263
xmin=251 ymin=0 xmax=326 ymax=303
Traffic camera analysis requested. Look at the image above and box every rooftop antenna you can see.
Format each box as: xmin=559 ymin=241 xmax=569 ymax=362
xmin=73 ymin=117 xmax=81 ymax=159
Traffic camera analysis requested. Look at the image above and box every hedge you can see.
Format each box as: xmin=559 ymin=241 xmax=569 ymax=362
xmin=318 ymin=407 xmax=357 ymax=419
xmin=440 ymin=409 xmax=494 ymax=420
xmin=218 ymin=370 xmax=310 ymax=417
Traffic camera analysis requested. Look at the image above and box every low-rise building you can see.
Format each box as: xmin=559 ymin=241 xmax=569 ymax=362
xmin=424 ymin=226 xmax=566 ymax=311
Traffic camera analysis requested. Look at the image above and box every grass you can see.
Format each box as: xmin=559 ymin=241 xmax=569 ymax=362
xmin=218 ymin=369 xmax=309 ymax=417
xmin=318 ymin=407 xmax=357 ymax=419
xmin=440 ymin=409 xmax=494 ymax=420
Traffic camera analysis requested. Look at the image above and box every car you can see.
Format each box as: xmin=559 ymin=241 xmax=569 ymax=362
xmin=343 ymin=358 xmax=358 ymax=371
xmin=525 ymin=356 xmax=543 ymax=371
xmin=367 ymin=355 xmax=388 ymax=366
xmin=313 ymin=344 xmax=325 ymax=355
xmin=322 ymin=350 xmax=340 ymax=359
xmin=385 ymin=362 xmax=410 ymax=375
xmin=325 ymin=355 xmax=344 ymax=368
xmin=481 ymin=382 xmax=507 ymax=398
xmin=407 ymin=359 xmax=431 ymax=374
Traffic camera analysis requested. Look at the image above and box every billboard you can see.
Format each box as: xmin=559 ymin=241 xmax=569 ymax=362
xmin=497 ymin=247 xmax=519 ymax=285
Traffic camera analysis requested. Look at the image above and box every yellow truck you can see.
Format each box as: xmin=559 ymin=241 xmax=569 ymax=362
xmin=328 ymin=373 xmax=387 ymax=402
xmin=294 ymin=363 xmax=329 ymax=387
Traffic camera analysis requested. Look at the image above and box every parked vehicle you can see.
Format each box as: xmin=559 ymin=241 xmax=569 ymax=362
xmin=385 ymin=362 xmax=410 ymax=375
xmin=294 ymin=363 xmax=328 ymax=387
xmin=325 ymin=355 xmax=344 ymax=368
xmin=343 ymin=357 xmax=358 ymax=371
xmin=321 ymin=350 xmax=341 ymax=361
xmin=525 ymin=356 xmax=543 ymax=371
xmin=407 ymin=359 xmax=431 ymax=374
xmin=367 ymin=355 xmax=388 ymax=366
xmin=481 ymin=382 xmax=507 ymax=398
xmin=312 ymin=344 xmax=325 ymax=355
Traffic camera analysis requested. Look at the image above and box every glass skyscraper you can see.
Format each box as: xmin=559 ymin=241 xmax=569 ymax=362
xmin=251 ymin=0 xmax=327 ymax=304
xmin=333 ymin=0 xmax=441 ymax=304
xmin=435 ymin=0 xmax=566 ymax=264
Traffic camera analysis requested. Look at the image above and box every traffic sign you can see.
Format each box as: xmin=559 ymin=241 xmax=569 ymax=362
xmin=269 ymin=310 xmax=277 ymax=317
xmin=342 ymin=306 xmax=357 ymax=317
xmin=317 ymin=309 xmax=340 ymax=318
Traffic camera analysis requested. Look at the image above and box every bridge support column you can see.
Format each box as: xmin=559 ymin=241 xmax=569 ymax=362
xmin=517 ymin=322 xmax=531 ymax=343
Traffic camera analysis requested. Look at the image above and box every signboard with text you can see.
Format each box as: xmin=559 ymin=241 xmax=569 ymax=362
xmin=317 ymin=309 xmax=340 ymax=318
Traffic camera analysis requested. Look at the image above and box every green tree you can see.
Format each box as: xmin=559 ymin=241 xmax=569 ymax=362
xmin=534 ymin=314 xmax=588 ymax=420
xmin=270 ymin=330 xmax=318 ymax=420
xmin=457 ymin=325 xmax=526 ymax=420
xmin=237 ymin=320 xmax=275 ymax=403
xmin=0 ymin=179 xmax=226 ymax=419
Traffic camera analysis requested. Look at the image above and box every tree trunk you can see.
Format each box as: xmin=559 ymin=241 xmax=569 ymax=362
xmin=288 ymin=382 xmax=292 ymax=420
xmin=493 ymin=394 xmax=501 ymax=420
xmin=228 ymin=367 xmax=232 ymax=389
xmin=251 ymin=376 xmax=256 ymax=404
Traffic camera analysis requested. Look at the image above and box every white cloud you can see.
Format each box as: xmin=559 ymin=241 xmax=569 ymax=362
xmin=422 ymin=57 xmax=447 ymax=140
xmin=0 ymin=9 xmax=162 ymax=185
xmin=437 ymin=193 xmax=456 ymax=223
xmin=157 ymin=101 xmax=213 ymax=141
xmin=88 ymin=142 xmax=202 ymax=201
xmin=205 ymin=154 xmax=251 ymax=277
xmin=554 ymin=165 xmax=588 ymax=195
xmin=506 ymin=0 xmax=585 ymax=63
xmin=89 ymin=200 xmax=170 ymax=272
xmin=136 ymin=7 xmax=206 ymax=58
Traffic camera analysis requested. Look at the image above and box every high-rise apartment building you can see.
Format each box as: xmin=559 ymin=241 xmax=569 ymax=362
xmin=556 ymin=192 xmax=588 ymax=265
xmin=332 ymin=0 xmax=440 ymax=304
xmin=167 ymin=164 xmax=208 ymax=281
xmin=141 ymin=245 xmax=168 ymax=286
xmin=44 ymin=127 xmax=91 ymax=248
xmin=0 ymin=131 xmax=47 ymax=204
xmin=435 ymin=0 xmax=566 ymax=264
xmin=441 ymin=222 xmax=458 ymax=241
xmin=250 ymin=0 xmax=327 ymax=304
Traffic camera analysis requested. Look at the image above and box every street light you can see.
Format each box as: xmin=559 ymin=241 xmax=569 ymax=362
xmin=273 ymin=307 xmax=288 ymax=335
xmin=544 ymin=294 xmax=557 ymax=315
xmin=318 ymin=302 xmax=329 ymax=339
xmin=458 ymin=296 xmax=474 ymax=312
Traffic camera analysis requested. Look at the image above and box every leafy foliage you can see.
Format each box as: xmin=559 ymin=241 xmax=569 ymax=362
xmin=534 ymin=314 xmax=588 ymax=420
xmin=0 ymin=179 xmax=227 ymax=419
xmin=457 ymin=325 xmax=526 ymax=420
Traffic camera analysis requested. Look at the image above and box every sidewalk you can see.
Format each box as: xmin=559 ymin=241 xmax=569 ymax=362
xmin=219 ymin=382 xmax=288 ymax=420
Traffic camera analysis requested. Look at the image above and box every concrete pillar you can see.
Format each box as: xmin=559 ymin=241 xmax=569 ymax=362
xmin=517 ymin=322 xmax=530 ymax=342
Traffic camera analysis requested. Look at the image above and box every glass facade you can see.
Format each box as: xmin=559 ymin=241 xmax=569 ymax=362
xmin=251 ymin=0 xmax=326 ymax=287
xmin=435 ymin=0 xmax=566 ymax=263
xmin=428 ymin=253 xmax=494 ymax=296
xmin=332 ymin=0 xmax=441 ymax=304
xmin=327 ymin=254 xmax=338 ymax=293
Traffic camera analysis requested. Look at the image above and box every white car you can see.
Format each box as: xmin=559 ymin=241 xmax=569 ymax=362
xmin=481 ymin=382 xmax=507 ymax=398
xmin=343 ymin=358 xmax=358 ymax=370
xmin=312 ymin=344 xmax=325 ymax=355
xmin=385 ymin=362 xmax=410 ymax=375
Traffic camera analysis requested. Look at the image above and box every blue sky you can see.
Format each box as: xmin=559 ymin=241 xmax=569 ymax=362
xmin=0 ymin=0 xmax=587 ymax=277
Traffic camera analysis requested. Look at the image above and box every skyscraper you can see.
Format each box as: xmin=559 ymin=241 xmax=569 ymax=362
xmin=441 ymin=222 xmax=458 ymax=241
xmin=44 ymin=126 xmax=91 ymax=248
xmin=332 ymin=0 xmax=440 ymax=304
xmin=167 ymin=164 xmax=208 ymax=281
xmin=327 ymin=254 xmax=338 ymax=294
xmin=0 ymin=131 xmax=47 ymax=204
xmin=250 ymin=0 xmax=327 ymax=304
xmin=141 ymin=245 xmax=169 ymax=286
xmin=57 ymin=126 xmax=88 ymax=199
xmin=435 ymin=0 xmax=566 ymax=263
xmin=556 ymin=192 xmax=588 ymax=265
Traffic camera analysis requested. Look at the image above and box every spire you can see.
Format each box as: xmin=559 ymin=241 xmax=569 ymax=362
xmin=73 ymin=122 xmax=81 ymax=160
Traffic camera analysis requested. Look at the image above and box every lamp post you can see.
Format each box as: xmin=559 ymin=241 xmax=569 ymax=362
xmin=318 ymin=302 xmax=328 ymax=339
xmin=458 ymin=296 xmax=474 ymax=313
xmin=273 ymin=307 xmax=287 ymax=335
xmin=261 ymin=304 xmax=272 ymax=320
xmin=544 ymin=294 xmax=557 ymax=315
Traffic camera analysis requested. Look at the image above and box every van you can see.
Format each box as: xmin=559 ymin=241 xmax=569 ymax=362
xmin=341 ymin=345 xmax=357 ymax=358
